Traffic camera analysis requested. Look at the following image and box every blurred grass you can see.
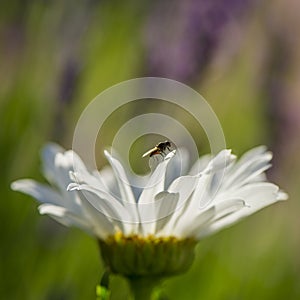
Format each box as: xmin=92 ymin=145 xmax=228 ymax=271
xmin=1 ymin=1 xmax=299 ymax=299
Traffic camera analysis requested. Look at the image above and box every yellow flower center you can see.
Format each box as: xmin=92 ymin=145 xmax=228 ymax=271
xmin=98 ymin=232 xmax=197 ymax=278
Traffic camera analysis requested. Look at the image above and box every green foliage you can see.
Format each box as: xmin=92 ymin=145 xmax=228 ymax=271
xmin=96 ymin=285 xmax=111 ymax=300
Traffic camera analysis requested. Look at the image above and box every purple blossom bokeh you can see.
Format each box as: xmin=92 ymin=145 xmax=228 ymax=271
xmin=144 ymin=0 xmax=253 ymax=83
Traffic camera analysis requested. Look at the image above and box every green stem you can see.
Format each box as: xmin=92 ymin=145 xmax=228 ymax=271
xmin=129 ymin=277 xmax=160 ymax=300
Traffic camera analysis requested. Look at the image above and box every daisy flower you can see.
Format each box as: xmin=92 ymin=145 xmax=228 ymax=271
xmin=11 ymin=143 xmax=287 ymax=298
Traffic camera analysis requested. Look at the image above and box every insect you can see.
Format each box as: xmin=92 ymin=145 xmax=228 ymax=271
xmin=142 ymin=140 xmax=172 ymax=158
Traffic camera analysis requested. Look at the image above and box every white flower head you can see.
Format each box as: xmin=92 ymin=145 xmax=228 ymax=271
xmin=11 ymin=143 xmax=287 ymax=241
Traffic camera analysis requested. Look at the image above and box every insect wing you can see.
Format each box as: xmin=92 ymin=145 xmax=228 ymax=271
xmin=142 ymin=147 xmax=157 ymax=158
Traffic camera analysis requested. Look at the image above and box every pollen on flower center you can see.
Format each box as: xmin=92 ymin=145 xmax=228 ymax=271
xmin=98 ymin=232 xmax=197 ymax=278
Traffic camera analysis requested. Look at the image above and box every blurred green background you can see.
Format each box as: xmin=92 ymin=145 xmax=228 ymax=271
xmin=1 ymin=0 xmax=300 ymax=299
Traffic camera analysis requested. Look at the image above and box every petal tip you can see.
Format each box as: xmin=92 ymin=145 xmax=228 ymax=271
xmin=277 ymin=190 xmax=288 ymax=201
xmin=67 ymin=183 xmax=79 ymax=191
xmin=103 ymin=149 xmax=110 ymax=157
xmin=10 ymin=179 xmax=30 ymax=192
xmin=10 ymin=181 xmax=19 ymax=191
xmin=165 ymin=150 xmax=176 ymax=160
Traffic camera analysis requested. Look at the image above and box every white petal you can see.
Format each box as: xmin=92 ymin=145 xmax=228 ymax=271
xmin=212 ymin=199 xmax=246 ymax=220
xmin=41 ymin=143 xmax=65 ymax=183
xmin=187 ymin=173 xmax=214 ymax=210
xmin=11 ymin=179 xmax=63 ymax=206
xmin=231 ymin=182 xmax=286 ymax=207
xmin=168 ymin=169 xmax=235 ymax=234
xmin=65 ymin=150 xmax=88 ymax=173
xmin=139 ymin=151 xmax=175 ymax=204
xmin=237 ymin=145 xmax=268 ymax=164
xmin=69 ymin=170 xmax=108 ymax=193
xmin=153 ymin=191 xmax=179 ymax=233
xmin=96 ymin=166 xmax=121 ymax=199
xmin=174 ymin=206 xmax=216 ymax=237
xmin=137 ymin=151 xmax=175 ymax=235
xmin=165 ymin=148 xmax=190 ymax=189
xmin=140 ymin=191 xmax=179 ymax=237
xmin=69 ymin=183 xmax=136 ymax=234
xmin=174 ymin=199 xmax=246 ymax=238
xmin=64 ymin=151 xmax=105 ymax=190
xmin=188 ymin=153 xmax=211 ymax=176
xmin=161 ymin=174 xmax=207 ymax=235
xmin=38 ymin=203 xmax=94 ymax=235
xmin=168 ymin=175 xmax=199 ymax=205
xmin=68 ymin=183 xmax=129 ymax=220
xmin=186 ymin=152 xmax=236 ymax=208
xmin=204 ymin=149 xmax=236 ymax=174
xmin=47 ymin=150 xmax=91 ymax=193
xmin=104 ymin=150 xmax=136 ymax=205
xmin=223 ymin=152 xmax=272 ymax=190
xmin=75 ymin=194 xmax=119 ymax=239
xmin=148 ymin=154 xmax=164 ymax=171
xmin=43 ymin=152 xmax=73 ymax=192
xmin=277 ymin=190 xmax=288 ymax=200
xmin=197 ymin=183 xmax=286 ymax=239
